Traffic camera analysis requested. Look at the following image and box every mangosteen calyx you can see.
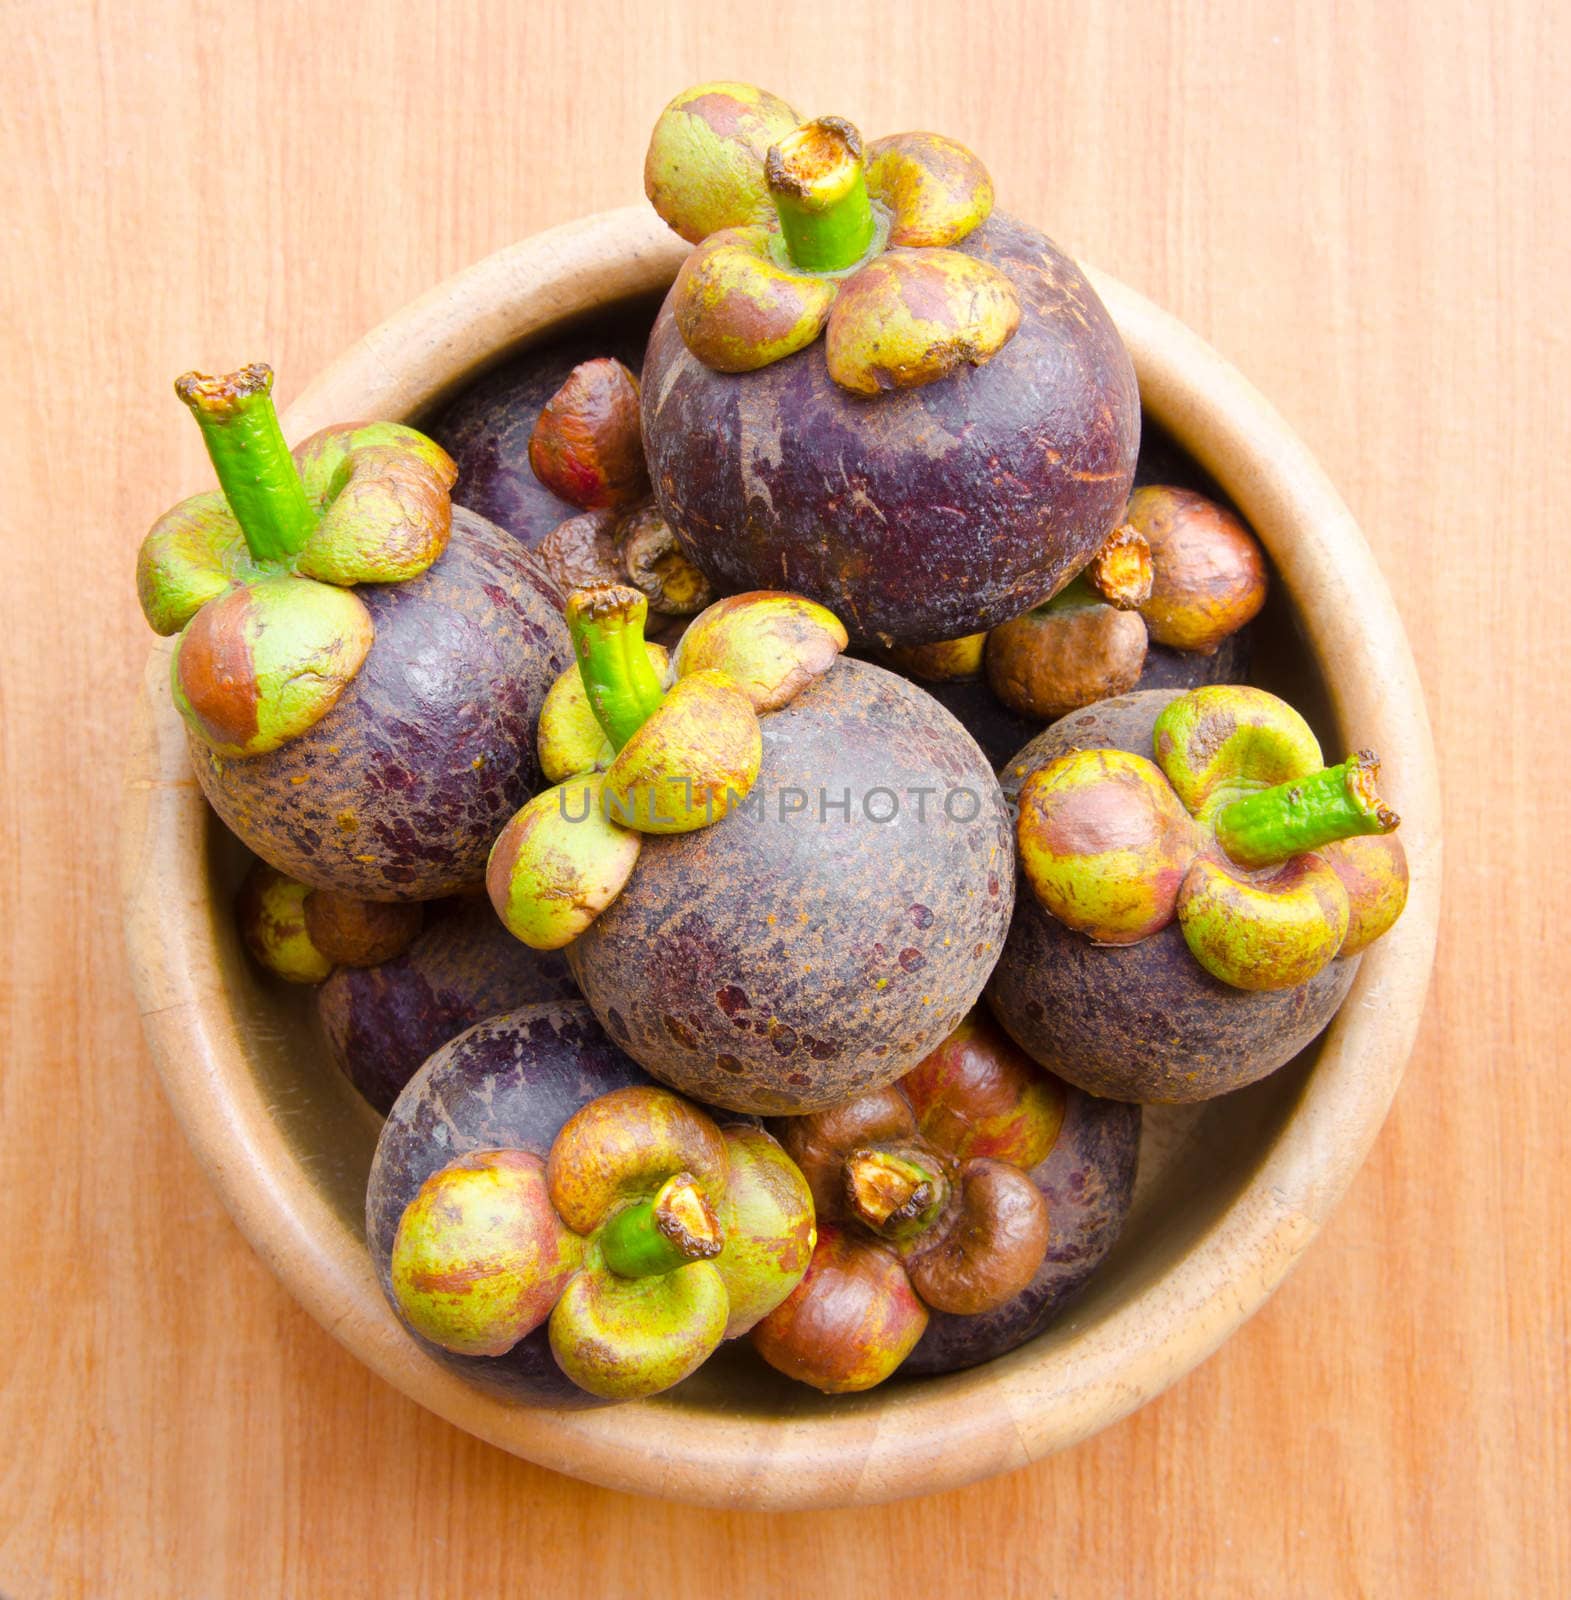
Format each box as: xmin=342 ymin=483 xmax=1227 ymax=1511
xmin=646 ymin=83 xmax=1018 ymax=393
xmin=754 ymin=1009 xmax=1064 ymax=1393
xmin=390 ymin=1085 xmax=813 ymax=1401
xmin=137 ymin=362 xmax=458 ymax=757
xmin=236 ymin=858 xmax=423 ymax=985
xmin=526 ymin=362 xmax=717 ymax=619
xmin=1016 ymin=683 xmax=1406 ymax=992
xmin=1125 ymin=485 xmax=1270 ymax=655
xmin=487 ymin=586 xmax=846 ymax=950
xmin=843 ymin=1147 xmax=950 ymax=1240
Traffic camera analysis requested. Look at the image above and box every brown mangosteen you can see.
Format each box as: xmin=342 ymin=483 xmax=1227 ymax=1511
xmin=136 ymin=364 xmax=571 ymax=900
xmin=752 ymin=1008 xmax=1138 ymax=1391
xmin=987 ymin=687 xmax=1410 ymax=1102
xmin=638 ymin=83 xmax=1140 ymax=646
xmin=485 ymin=587 xmax=1015 ymax=1116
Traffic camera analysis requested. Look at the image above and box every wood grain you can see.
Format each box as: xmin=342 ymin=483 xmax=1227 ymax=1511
xmin=1 ymin=0 xmax=1564 ymax=1593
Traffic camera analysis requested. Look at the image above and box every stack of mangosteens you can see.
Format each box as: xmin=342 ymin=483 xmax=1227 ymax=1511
xmin=133 ymin=80 xmax=1409 ymax=1407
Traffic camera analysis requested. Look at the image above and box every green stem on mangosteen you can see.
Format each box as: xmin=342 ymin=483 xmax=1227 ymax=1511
xmin=599 ymin=1172 xmax=724 ymax=1279
xmin=843 ymin=1147 xmax=951 ymax=1241
xmin=174 ymin=363 xmax=318 ymax=564
xmin=1213 ymin=751 xmax=1400 ymax=870
xmin=566 ymin=585 xmax=667 ymax=751
xmin=765 ymin=116 xmax=878 ymax=273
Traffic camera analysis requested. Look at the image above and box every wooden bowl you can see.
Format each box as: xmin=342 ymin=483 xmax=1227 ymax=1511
xmin=120 ymin=206 xmax=1440 ymax=1509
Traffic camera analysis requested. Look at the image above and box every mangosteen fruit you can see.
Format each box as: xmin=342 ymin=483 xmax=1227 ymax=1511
xmin=136 ymin=363 xmax=571 ymax=899
xmin=235 ymin=861 xmax=573 ymax=1112
xmin=638 ymin=83 xmax=1141 ymax=646
xmin=368 ymin=1002 xmax=650 ymax=1403
xmin=752 ymin=1007 xmax=1138 ymax=1391
xmin=316 ymin=896 xmax=577 ymax=1114
xmin=370 ymin=1021 xmax=813 ymax=1403
xmin=987 ymin=686 xmax=1410 ymax=1102
xmin=486 ymin=586 xmax=1015 ymax=1115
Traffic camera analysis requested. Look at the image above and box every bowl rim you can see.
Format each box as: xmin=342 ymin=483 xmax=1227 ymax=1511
xmin=120 ymin=203 xmax=1441 ymax=1510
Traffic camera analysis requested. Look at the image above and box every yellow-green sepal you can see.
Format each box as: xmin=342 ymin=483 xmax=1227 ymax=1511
xmin=1177 ymin=851 xmax=1352 ymax=992
xmin=865 ymin=132 xmax=995 ymax=247
xmin=293 ymin=449 xmax=450 ymax=585
xmin=136 ymin=491 xmax=258 ymax=636
xmin=602 ymin=669 xmax=762 ymax=833
xmin=713 ymin=1125 xmax=816 ymax=1338
xmin=546 ymin=1086 xmax=731 ymax=1235
xmin=141 ymin=391 xmax=460 ymax=759
xmin=485 ymin=775 xmax=643 ymax=950
xmin=171 ymin=574 xmax=374 ymax=758
xmin=644 ymin=82 xmax=802 ymax=243
xmin=390 ymin=1150 xmax=583 ymax=1358
xmin=672 ymin=225 xmax=841 ymax=373
xmin=825 ymin=248 xmax=1021 ymax=395
xmin=291 ymin=420 xmax=458 ymax=502
xmin=1324 ymin=833 xmax=1410 ymax=956
xmin=544 ymin=1085 xmax=733 ymax=1395
xmin=1153 ymin=685 xmax=1324 ymax=821
xmin=1016 ymin=748 xmax=1200 ymax=944
xmin=292 ymin=426 xmax=457 ymax=586
xmin=549 ymin=1246 xmax=729 ymax=1400
xmin=673 ymin=591 xmax=847 ymax=711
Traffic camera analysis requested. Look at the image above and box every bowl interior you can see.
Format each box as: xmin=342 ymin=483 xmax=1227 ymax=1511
xmin=214 ymin=290 xmax=1337 ymax=1377
xmin=123 ymin=206 xmax=1439 ymax=1508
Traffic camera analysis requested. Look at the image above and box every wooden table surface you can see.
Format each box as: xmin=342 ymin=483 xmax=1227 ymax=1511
xmin=2 ymin=1 xmax=1564 ymax=1594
